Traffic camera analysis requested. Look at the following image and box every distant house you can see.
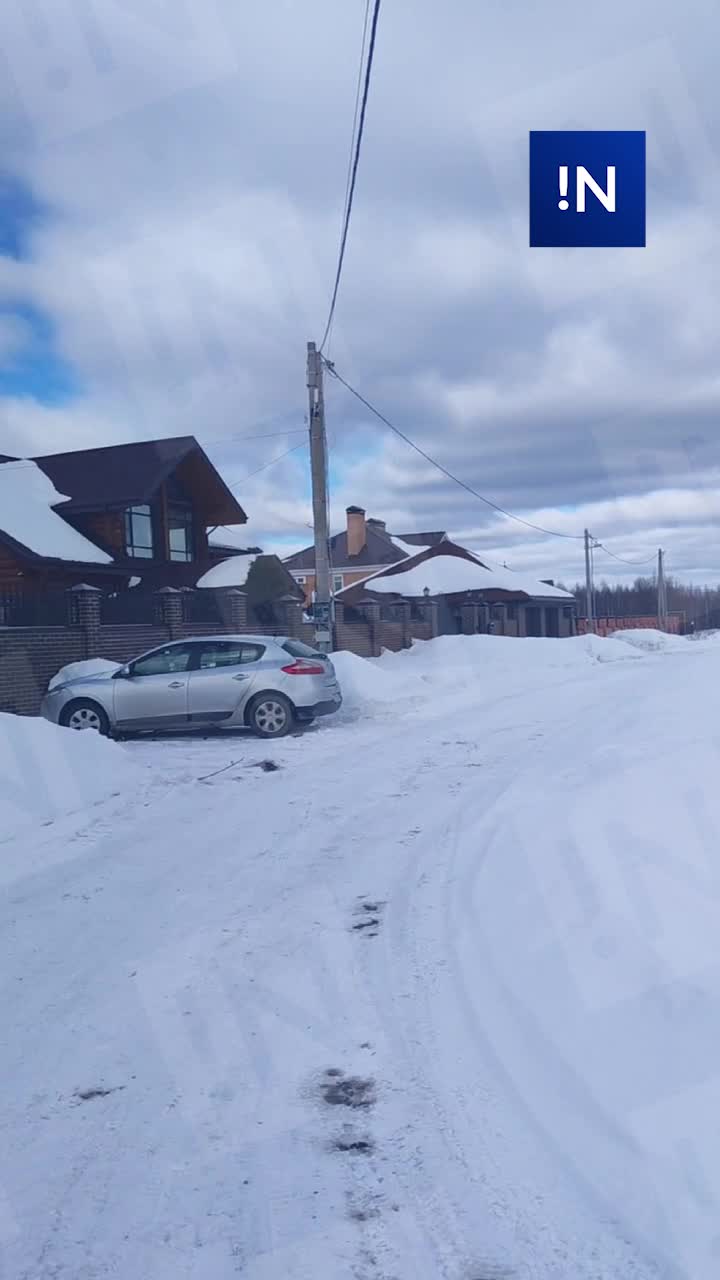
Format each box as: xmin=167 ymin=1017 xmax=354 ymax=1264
xmin=0 ymin=435 xmax=249 ymax=595
xmin=284 ymin=505 xmax=446 ymax=602
xmin=284 ymin=504 xmax=575 ymax=637
xmin=336 ymin=537 xmax=577 ymax=638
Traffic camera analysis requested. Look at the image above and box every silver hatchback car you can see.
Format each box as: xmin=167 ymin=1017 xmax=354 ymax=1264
xmin=41 ymin=635 xmax=342 ymax=739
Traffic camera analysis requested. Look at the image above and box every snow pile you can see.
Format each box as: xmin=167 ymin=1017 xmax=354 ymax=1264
xmin=49 ymin=658 xmax=121 ymax=691
xmin=0 ymin=712 xmax=136 ymax=843
xmin=610 ymin=628 xmax=691 ymax=653
xmin=331 ymin=649 xmax=425 ymax=710
xmin=333 ymin=633 xmax=646 ymax=713
xmin=569 ymin=632 xmax=645 ymax=662
xmin=383 ymin=631 xmax=642 ymax=683
xmin=0 ymin=461 xmax=112 ymax=563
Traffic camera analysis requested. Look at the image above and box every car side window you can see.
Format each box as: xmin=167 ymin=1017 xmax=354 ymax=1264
xmin=199 ymin=642 xmax=265 ymax=669
xmin=131 ymin=646 xmax=193 ymax=677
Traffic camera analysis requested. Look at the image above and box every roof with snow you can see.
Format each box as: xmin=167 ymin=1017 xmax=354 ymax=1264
xmin=32 ymin=435 xmax=247 ymax=525
xmin=196 ymin=554 xmax=257 ymax=589
xmin=336 ymin=542 xmax=574 ymax=602
xmin=0 ymin=461 xmax=113 ymax=565
xmin=208 ymin=524 xmax=263 ymax=553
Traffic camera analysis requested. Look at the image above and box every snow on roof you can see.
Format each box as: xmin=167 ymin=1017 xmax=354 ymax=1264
xmin=463 ymin=553 xmax=574 ymax=600
xmin=0 ymin=460 xmax=112 ymax=564
xmin=196 ymin=554 xmax=256 ymax=589
xmin=339 ymin=546 xmax=574 ymax=601
xmin=389 ymin=535 xmax=442 ymax=558
xmin=207 ymin=524 xmax=260 ymax=551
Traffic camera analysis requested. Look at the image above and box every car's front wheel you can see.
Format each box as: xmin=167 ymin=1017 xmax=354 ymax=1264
xmin=59 ymin=698 xmax=111 ymax=736
xmin=246 ymin=692 xmax=293 ymax=738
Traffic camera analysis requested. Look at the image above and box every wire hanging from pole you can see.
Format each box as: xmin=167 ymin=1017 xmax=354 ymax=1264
xmin=325 ymin=359 xmax=585 ymax=540
xmin=325 ymin=0 xmax=372 ymax=358
xmin=319 ymin=0 xmax=382 ymax=352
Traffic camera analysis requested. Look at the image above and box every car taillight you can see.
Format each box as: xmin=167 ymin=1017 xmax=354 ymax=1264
xmin=281 ymin=659 xmax=327 ymax=675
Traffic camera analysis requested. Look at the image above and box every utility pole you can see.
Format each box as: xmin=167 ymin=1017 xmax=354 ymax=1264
xmin=584 ymin=529 xmax=595 ymax=633
xmin=657 ymin=548 xmax=667 ymax=631
xmin=306 ymin=341 xmax=332 ymax=652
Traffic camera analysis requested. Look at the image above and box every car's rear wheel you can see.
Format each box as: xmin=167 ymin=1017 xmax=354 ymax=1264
xmin=247 ymin=692 xmax=294 ymax=738
xmin=59 ymin=698 xmax=110 ymax=736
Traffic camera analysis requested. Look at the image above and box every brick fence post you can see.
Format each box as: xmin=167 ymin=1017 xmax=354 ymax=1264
xmin=156 ymin=586 xmax=184 ymax=639
xmin=424 ymin=598 xmax=439 ymax=638
xmin=363 ymin=601 xmax=382 ymax=656
xmin=217 ymin=588 xmax=248 ymax=631
xmin=70 ymin=584 xmax=102 ymax=657
xmin=400 ymin=601 xmax=413 ymax=649
xmin=275 ymin=594 xmax=305 ymax=638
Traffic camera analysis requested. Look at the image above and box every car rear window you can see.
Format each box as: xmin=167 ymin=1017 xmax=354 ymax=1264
xmin=281 ymin=639 xmax=325 ymax=660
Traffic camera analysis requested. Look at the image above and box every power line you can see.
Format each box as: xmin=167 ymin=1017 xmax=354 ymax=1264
xmin=209 ymin=428 xmax=307 ymax=444
xmin=593 ymin=540 xmax=658 ymax=568
xmin=324 ymin=360 xmax=584 ymax=540
xmin=319 ymin=0 xmax=382 ymax=352
xmin=340 ymin=3 xmax=372 ymax=264
xmin=324 ymin=0 xmax=372 ymax=358
xmin=228 ymin=441 xmax=307 ymax=491
xmin=0 ymin=427 xmax=308 ymax=471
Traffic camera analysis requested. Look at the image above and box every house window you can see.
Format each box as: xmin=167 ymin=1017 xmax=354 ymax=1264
xmin=333 ymin=574 xmax=344 ymax=593
xmin=124 ymin=504 xmax=154 ymax=559
xmin=506 ymin=604 xmax=517 ymax=621
xmin=168 ymin=502 xmax=193 ymax=562
xmin=296 ymin=575 xmax=306 ymax=585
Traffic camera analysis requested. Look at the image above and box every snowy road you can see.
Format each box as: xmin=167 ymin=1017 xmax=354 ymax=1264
xmin=3 ymin=634 xmax=720 ymax=1279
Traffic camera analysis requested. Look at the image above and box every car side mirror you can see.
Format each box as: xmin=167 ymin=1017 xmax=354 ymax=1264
xmin=113 ymin=665 xmax=132 ymax=679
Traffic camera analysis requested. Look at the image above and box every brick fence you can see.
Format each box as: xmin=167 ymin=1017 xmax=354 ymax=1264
xmin=0 ymin=587 xmax=438 ymax=716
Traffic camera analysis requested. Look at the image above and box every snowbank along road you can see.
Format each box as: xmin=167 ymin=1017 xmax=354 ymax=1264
xmin=3 ymin=631 xmax=720 ymax=1280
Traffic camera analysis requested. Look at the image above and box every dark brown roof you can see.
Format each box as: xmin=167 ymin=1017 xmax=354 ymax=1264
xmin=32 ymin=435 xmax=247 ymax=525
xmin=285 ymin=523 xmax=409 ymax=571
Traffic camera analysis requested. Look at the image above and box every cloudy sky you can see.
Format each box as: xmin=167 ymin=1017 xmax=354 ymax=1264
xmin=1 ymin=0 xmax=719 ymax=586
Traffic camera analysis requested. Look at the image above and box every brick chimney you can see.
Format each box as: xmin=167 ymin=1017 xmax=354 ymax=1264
xmin=346 ymin=506 xmax=367 ymax=557
xmin=367 ymin=517 xmax=386 ymax=532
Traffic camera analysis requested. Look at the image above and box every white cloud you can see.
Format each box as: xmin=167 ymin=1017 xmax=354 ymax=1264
xmin=0 ymin=0 xmax=718 ymax=578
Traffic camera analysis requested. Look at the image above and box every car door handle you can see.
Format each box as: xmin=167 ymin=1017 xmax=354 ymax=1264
xmin=168 ymin=680 xmax=184 ymax=688
xmin=232 ymin=673 xmax=250 ymax=681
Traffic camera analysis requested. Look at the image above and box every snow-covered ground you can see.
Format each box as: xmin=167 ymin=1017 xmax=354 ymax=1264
xmin=0 ymin=711 xmax=137 ymax=850
xmin=3 ymin=632 xmax=720 ymax=1279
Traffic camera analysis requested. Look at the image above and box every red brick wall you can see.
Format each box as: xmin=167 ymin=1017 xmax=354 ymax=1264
xmin=577 ymin=614 xmax=684 ymax=636
xmin=95 ymin=626 xmax=170 ymax=660
xmin=0 ymin=628 xmax=87 ymax=715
